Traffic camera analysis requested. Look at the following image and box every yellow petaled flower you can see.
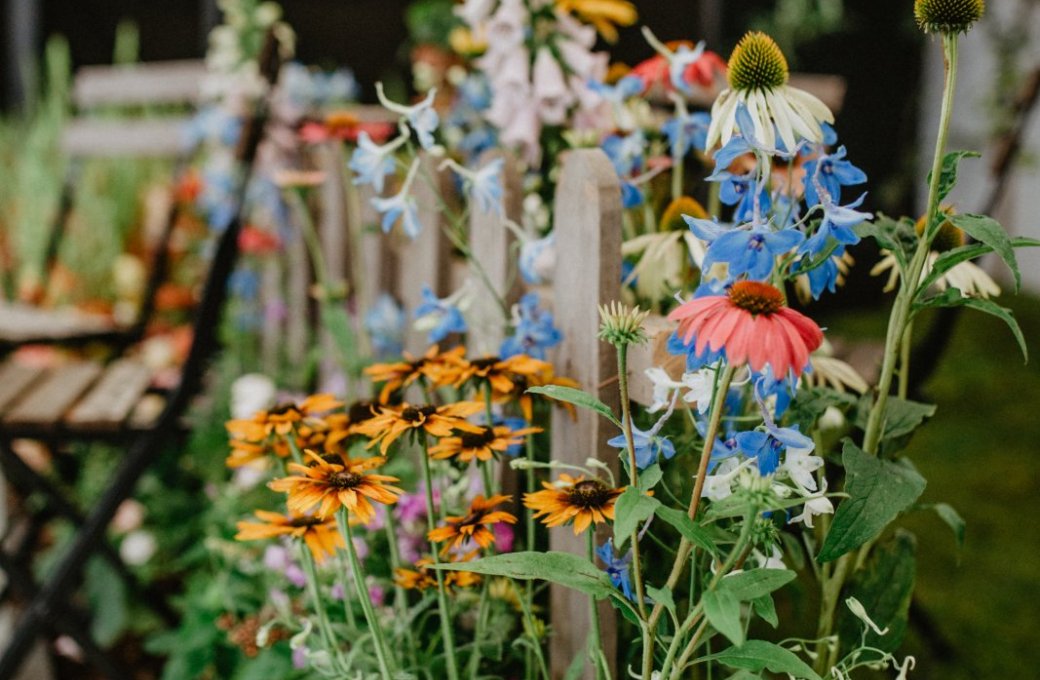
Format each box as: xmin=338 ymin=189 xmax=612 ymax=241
xmin=226 ymin=393 xmax=343 ymax=441
xmin=556 ymin=0 xmax=638 ymax=44
xmin=394 ymin=558 xmax=481 ymax=591
xmin=498 ymin=367 xmax=581 ymax=422
xmin=449 ymin=26 xmax=487 ymax=56
xmin=225 ymin=410 xmax=353 ymax=469
xmin=427 ymin=494 xmax=517 ymax=554
xmin=354 ymin=402 xmax=486 ymax=455
xmin=870 ymin=210 xmax=1000 ymax=299
xmin=455 ymin=354 xmax=552 ymax=395
xmin=706 ymin=31 xmax=834 ymax=153
xmin=524 ymin=474 xmax=624 ymax=535
xmin=428 ymin=424 xmax=542 ymax=463
xmin=269 ymin=451 xmax=401 ymax=523
xmin=364 ymin=345 xmax=468 ymax=403
xmin=914 ymin=0 xmax=985 ymax=34
xmin=234 ymin=510 xmax=344 ymax=564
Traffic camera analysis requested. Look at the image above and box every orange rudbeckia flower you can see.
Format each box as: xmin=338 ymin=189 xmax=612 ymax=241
xmin=269 ymin=451 xmax=402 ymax=523
xmin=225 ymin=393 xmax=343 ymax=441
xmin=427 ymin=494 xmax=517 ymax=555
xmin=394 ymin=557 xmax=482 ymax=591
xmin=234 ymin=510 xmax=344 ymax=564
xmin=354 ymin=402 xmax=485 ymax=455
xmin=364 ymin=345 xmax=468 ymax=403
xmin=428 ymin=424 xmax=542 ymax=463
xmin=524 ymin=474 xmax=624 ymax=535
xmin=455 ymin=354 xmax=550 ymax=395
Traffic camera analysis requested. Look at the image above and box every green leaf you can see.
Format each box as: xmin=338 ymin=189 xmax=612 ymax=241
xmin=928 ymin=150 xmax=980 ymax=203
xmin=703 ymin=640 xmax=822 ymax=680
xmin=932 ymin=502 xmax=966 ymax=551
xmin=638 ymin=463 xmax=663 ymax=492
xmin=706 ymin=493 xmax=824 ymax=521
xmin=922 ymin=236 xmax=1040 ymax=293
xmin=646 ymin=585 xmax=676 ymax=617
xmin=836 ymin=531 xmax=917 ymax=659
xmin=787 ymin=387 xmax=857 ymax=433
xmin=655 ymin=505 xmax=719 ymax=556
xmin=703 ymin=588 xmax=744 ymax=645
xmin=86 ymin=556 xmax=128 ymax=646
xmin=613 ymin=488 xmax=659 ymax=548
xmin=915 ymin=293 xmax=1028 ymax=361
xmin=718 ymin=569 xmax=797 ymax=601
xmin=525 ymin=385 xmax=621 ymax=427
xmin=948 ymin=213 xmax=1020 ymax=290
xmin=818 ymin=441 xmax=926 ymax=562
xmin=855 ymin=215 xmax=914 ymax=271
xmin=433 ymin=551 xmax=615 ymax=600
xmin=853 ymin=395 xmax=935 ymax=442
xmin=751 ymin=595 xmax=779 ymax=628
xmin=726 ymin=673 xmax=763 ymax=680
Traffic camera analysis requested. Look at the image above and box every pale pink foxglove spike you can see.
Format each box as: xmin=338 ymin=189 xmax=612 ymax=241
xmin=533 ymin=48 xmax=575 ymax=125
xmin=486 ymin=0 xmax=527 ymax=50
xmin=454 ymin=0 xmax=496 ymax=26
xmin=500 ymin=101 xmax=542 ymax=166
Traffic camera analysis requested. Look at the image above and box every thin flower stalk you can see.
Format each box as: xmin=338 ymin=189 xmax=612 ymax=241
xmin=586 ymin=530 xmax=611 ymax=680
xmin=337 ymin=509 xmax=395 ymax=679
xmin=298 ymin=543 xmax=349 ymax=674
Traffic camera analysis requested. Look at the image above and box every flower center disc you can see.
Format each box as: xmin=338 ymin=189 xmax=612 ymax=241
xmin=727 ymin=32 xmax=789 ymax=92
xmin=459 ymin=427 xmax=497 ymax=448
xmin=568 ymin=480 xmax=611 ymax=508
xmin=728 ymin=280 xmax=785 ymax=316
xmin=914 ymin=0 xmax=985 ymax=33
xmin=402 ymin=405 xmax=438 ymax=422
xmin=348 ymin=401 xmax=377 ymax=423
xmin=329 ymin=471 xmax=363 ymax=489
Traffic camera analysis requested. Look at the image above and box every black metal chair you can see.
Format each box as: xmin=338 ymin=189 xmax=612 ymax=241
xmin=0 ymin=34 xmax=282 ymax=680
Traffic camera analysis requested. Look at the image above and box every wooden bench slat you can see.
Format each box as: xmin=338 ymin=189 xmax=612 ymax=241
xmin=65 ymin=360 xmax=154 ymax=432
xmin=3 ymin=363 xmax=104 ymax=429
xmin=0 ymin=302 xmax=117 ymax=344
xmin=72 ymin=60 xmax=207 ymax=109
xmin=0 ymin=362 xmax=47 ymax=414
xmin=60 ymin=118 xmax=193 ymax=158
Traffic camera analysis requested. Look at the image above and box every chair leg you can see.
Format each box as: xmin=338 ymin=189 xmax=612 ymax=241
xmin=0 ymin=439 xmax=178 ymax=626
xmin=0 ymin=425 xmax=169 ymax=680
xmin=0 ymin=550 xmax=131 ymax=680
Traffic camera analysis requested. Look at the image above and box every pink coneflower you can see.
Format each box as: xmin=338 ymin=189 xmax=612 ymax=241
xmin=668 ymin=281 xmax=823 ymax=378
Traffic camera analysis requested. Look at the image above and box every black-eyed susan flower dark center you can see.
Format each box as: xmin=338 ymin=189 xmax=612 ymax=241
xmin=459 ymin=427 xmax=497 ymax=448
xmin=289 ymin=515 xmax=326 ymax=528
xmin=348 ymin=400 xmax=378 ymax=424
xmin=268 ymin=402 xmax=302 ymax=417
xmin=402 ymin=405 xmax=438 ymax=422
xmin=328 ymin=471 xmax=364 ymax=489
xmin=914 ymin=0 xmax=985 ymax=34
xmin=727 ymin=32 xmax=788 ymax=92
xmin=567 ymin=480 xmax=613 ymax=509
xmin=469 ymin=357 xmax=501 ymax=370
xmin=728 ymin=280 xmax=785 ymax=316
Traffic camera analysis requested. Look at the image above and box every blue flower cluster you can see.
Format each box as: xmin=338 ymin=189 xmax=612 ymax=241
xmin=500 ymin=293 xmax=561 ymax=360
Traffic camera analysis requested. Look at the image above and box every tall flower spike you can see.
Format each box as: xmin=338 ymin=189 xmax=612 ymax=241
xmin=914 ymin=0 xmax=985 ymax=34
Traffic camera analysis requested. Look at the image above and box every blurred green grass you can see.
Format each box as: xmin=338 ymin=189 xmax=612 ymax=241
xmin=825 ymin=291 xmax=1040 ymax=678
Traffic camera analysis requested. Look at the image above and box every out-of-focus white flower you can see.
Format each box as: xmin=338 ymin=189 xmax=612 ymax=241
xmin=533 ymin=49 xmax=575 ymax=125
xmin=781 ymin=446 xmax=824 ymax=493
xmin=230 ymin=373 xmax=277 ymax=420
xmin=111 ymin=499 xmax=145 ymax=534
xmin=788 ymin=480 xmax=834 ymax=528
xmin=120 ymin=530 xmax=158 ymax=566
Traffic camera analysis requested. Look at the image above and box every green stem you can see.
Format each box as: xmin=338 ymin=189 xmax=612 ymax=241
xmin=420 ymin=438 xmax=462 ymax=680
xmin=524 ymin=433 xmax=540 ymax=679
xmin=298 ymin=545 xmax=348 ymax=672
xmin=334 ymin=552 xmax=359 ymax=630
xmin=586 ymin=530 xmax=610 ymax=680
xmin=339 ymin=510 xmax=395 ymax=679
xmin=898 ymin=320 xmax=912 ymax=399
xmin=382 ymin=509 xmax=417 ymax=662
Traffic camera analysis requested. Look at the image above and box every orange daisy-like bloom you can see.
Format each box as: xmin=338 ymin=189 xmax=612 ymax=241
xmin=225 ymin=410 xmax=353 ymax=469
xmin=269 ymin=450 xmax=402 ymax=523
xmin=354 ymin=402 xmax=485 ymax=455
xmin=495 ymin=365 xmax=581 ymax=423
xmin=427 ymin=495 xmax=517 ymax=555
xmin=524 ymin=474 xmax=625 ymax=535
xmin=234 ymin=510 xmax=344 ymax=564
xmin=428 ymin=424 xmax=542 ymax=463
xmin=364 ymin=345 xmax=468 ymax=403
xmin=225 ymin=393 xmax=343 ymax=441
xmin=455 ymin=354 xmax=551 ymax=395
xmin=394 ymin=558 xmax=482 ymax=591
xmin=667 ymin=280 xmax=824 ymax=378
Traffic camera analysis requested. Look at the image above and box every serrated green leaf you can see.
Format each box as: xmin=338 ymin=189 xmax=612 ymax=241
xmin=914 ymin=293 xmax=1028 ymax=361
xmin=432 ymin=551 xmax=615 ymax=600
xmin=703 ymin=640 xmax=822 ymax=680
xmin=927 ymin=150 xmax=980 ymax=203
xmin=854 ymin=395 xmax=936 ymax=442
xmin=948 ymin=213 xmax=1020 ymax=290
xmin=704 ymin=588 xmax=744 ymax=645
xmin=818 ymin=441 xmax=926 ymax=562
xmin=655 ymin=505 xmax=719 ymax=556
xmin=613 ymin=488 xmax=659 ymax=548
xmin=751 ymin=595 xmax=778 ymax=628
xmin=525 ymin=385 xmax=621 ymax=427
xmin=836 ymin=531 xmax=917 ymax=659
xmin=718 ymin=569 xmax=796 ymax=601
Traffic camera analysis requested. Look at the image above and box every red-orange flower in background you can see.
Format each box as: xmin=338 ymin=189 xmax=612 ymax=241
xmin=427 ymin=495 xmax=517 ymax=555
xmin=667 ymin=280 xmax=823 ymax=378
xmin=630 ymin=40 xmax=727 ymax=96
xmin=354 ymin=402 xmax=485 ymax=455
xmin=269 ymin=451 xmax=401 ymax=523
xmin=234 ymin=510 xmax=344 ymax=564
xmin=524 ymin=474 xmax=624 ymax=535
xmin=299 ymin=111 xmax=395 ymax=145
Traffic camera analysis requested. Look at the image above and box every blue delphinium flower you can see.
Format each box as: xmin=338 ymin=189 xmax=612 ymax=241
xmin=800 ymin=193 xmax=870 ymax=257
xmin=405 ymin=90 xmax=440 ymax=150
xmin=500 ymin=293 xmax=561 ymax=360
xmin=795 ymin=247 xmax=846 ymax=300
xmin=753 ymin=367 xmax=799 ymax=417
xmin=372 ymin=189 xmax=422 ymax=240
xmin=596 ymin=539 xmax=634 ymax=601
xmin=803 ymin=145 xmax=867 ymax=206
xmin=447 ymin=158 xmax=504 ymax=217
xmin=608 ymin=398 xmax=678 ymax=470
xmin=587 ymin=75 xmax=644 ymax=105
xmin=413 ymin=285 xmax=466 ymax=343
xmin=735 ymin=423 xmax=814 ymax=475
xmin=715 ymin=171 xmax=772 ymax=223
xmin=364 ymin=293 xmax=405 ymax=358
xmin=686 ymin=217 xmax=804 ymax=281
xmin=349 ymin=132 xmax=397 ymax=193
xmin=519 ymin=233 xmax=555 ymax=285
xmin=602 ymin=130 xmax=646 ymax=177
xmin=669 ymin=41 xmax=707 ymax=96
xmin=662 ymin=111 xmax=712 ymax=158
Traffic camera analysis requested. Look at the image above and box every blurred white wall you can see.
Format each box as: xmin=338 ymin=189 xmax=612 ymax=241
xmin=918 ymin=1 xmax=1040 ymax=293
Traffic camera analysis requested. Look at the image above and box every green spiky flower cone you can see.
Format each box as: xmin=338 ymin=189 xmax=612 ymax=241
xmin=914 ymin=0 xmax=985 ymax=34
xmin=727 ymin=31 xmax=789 ymax=92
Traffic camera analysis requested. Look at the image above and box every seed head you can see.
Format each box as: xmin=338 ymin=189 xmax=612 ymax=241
xmin=598 ymin=301 xmax=649 ymax=347
xmin=914 ymin=0 xmax=985 ymax=34
xmin=727 ymin=32 xmax=789 ymax=92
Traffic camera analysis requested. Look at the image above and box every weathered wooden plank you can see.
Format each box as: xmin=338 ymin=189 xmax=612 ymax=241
xmin=548 ymin=149 xmax=622 ymax=679
xmin=0 ymin=302 xmax=114 ymax=343
xmin=72 ymin=60 xmax=206 ymax=109
xmin=467 ymin=150 xmax=523 ymax=356
xmin=0 ymin=362 xmax=46 ymax=414
xmin=3 ymin=363 xmax=103 ymax=429
xmin=60 ymin=118 xmax=192 ymax=158
xmin=64 ymin=360 xmax=153 ymax=431
xmin=628 ymin=314 xmax=684 ymax=406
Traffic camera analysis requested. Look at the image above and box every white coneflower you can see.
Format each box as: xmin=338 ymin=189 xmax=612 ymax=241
xmin=705 ymin=32 xmax=834 ymax=152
